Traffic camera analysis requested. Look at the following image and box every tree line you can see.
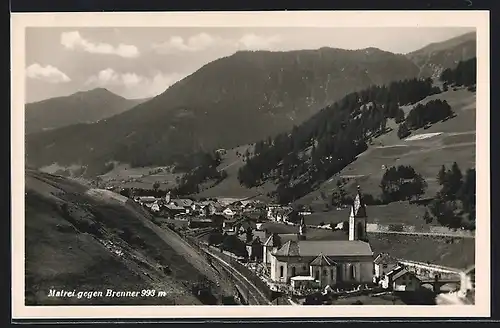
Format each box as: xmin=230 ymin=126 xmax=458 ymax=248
xmin=172 ymin=151 xmax=227 ymax=195
xmin=397 ymin=99 xmax=455 ymax=139
xmin=440 ymin=57 xmax=476 ymax=88
xmin=238 ymin=77 xmax=441 ymax=204
xmin=379 ymin=165 xmax=428 ymax=202
xmin=425 ymin=162 xmax=475 ymax=230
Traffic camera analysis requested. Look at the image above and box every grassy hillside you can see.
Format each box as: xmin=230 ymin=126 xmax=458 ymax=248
xmin=25 ymin=169 xmax=233 ymax=305
xmin=296 ymin=87 xmax=475 ymax=207
xmin=26 ymin=47 xmax=420 ymax=172
xmin=25 ymin=88 xmax=148 ymax=134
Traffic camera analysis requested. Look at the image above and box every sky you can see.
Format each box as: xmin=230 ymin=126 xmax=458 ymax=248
xmin=25 ymin=26 xmax=475 ymax=103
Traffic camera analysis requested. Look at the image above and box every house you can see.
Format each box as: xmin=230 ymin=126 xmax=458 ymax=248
xmin=223 ymin=207 xmax=236 ymax=217
xmin=200 ymin=201 xmax=217 ymax=216
xmin=373 ymin=253 xmax=400 ymax=283
xmin=150 ymin=203 xmax=160 ymax=212
xmin=290 ymin=276 xmax=320 ymax=292
xmin=268 ymin=187 xmax=373 ymax=288
xmin=222 ymin=218 xmax=238 ymax=233
xmin=171 ymin=198 xmax=194 ymax=208
xmin=163 ymin=203 xmax=186 ymax=216
xmin=136 ymin=196 xmax=157 ymax=205
xmin=380 ymin=266 xmax=421 ymax=292
xmin=266 ymin=205 xmax=293 ymax=222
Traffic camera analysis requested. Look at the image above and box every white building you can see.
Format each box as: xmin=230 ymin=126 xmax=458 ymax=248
xmin=380 ymin=266 xmax=421 ymax=292
xmin=373 ymin=253 xmax=400 ymax=283
xmin=268 ymin=187 xmax=374 ymax=288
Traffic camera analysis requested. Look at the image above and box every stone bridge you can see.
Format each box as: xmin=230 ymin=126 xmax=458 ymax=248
xmin=398 ymin=259 xmax=462 ymax=293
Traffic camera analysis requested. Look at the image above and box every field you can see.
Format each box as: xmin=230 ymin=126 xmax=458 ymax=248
xmin=303 ymin=201 xmax=432 ymax=228
xmin=368 ymin=232 xmax=475 ymax=269
xmin=196 ymin=144 xmax=275 ymax=201
xmin=98 ymin=164 xmax=183 ymax=190
xmin=25 ymin=169 xmax=233 ymax=305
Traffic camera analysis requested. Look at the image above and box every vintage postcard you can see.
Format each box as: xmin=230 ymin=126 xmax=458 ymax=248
xmin=11 ymin=10 xmax=490 ymax=320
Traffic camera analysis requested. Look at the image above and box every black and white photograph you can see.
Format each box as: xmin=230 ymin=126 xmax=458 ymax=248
xmin=11 ymin=11 xmax=490 ymax=319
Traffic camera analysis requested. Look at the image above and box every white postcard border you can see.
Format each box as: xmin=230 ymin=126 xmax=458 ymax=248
xmin=11 ymin=10 xmax=490 ymax=319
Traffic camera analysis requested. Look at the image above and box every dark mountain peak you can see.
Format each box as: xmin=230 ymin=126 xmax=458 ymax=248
xmin=73 ymin=87 xmax=124 ymax=99
xmin=25 ymin=87 xmax=147 ymax=134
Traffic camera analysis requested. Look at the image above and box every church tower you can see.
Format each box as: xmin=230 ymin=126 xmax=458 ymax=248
xmin=298 ymin=217 xmax=307 ymax=240
xmin=349 ymin=186 xmax=367 ymax=241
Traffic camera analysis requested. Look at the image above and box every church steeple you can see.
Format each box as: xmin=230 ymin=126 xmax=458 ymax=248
xmin=298 ymin=216 xmax=307 ymax=240
xmin=349 ymin=185 xmax=368 ymax=241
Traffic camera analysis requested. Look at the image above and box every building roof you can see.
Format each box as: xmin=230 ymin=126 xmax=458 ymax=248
xmin=165 ymin=204 xmax=185 ymax=210
xmin=274 ymin=240 xmax=301 ymax=257
xmin=264 ymin=233 xmax=281 ymax=247
xmin=310 ymin=254 xmax=337 ymax=266
xmin=386 ymin=265 xmax=405 ymax=277
xmin=274 ymin=240 xmax=373 ymax=258
xmin=374 ymin=253 xmax=399 ymax=265
xmin=291 ymin=276 xmax=316 ymax=281
xmin=171 ymin=199 xmax=193 ymax=207
xmin=392 ymin=268 xmax=419 ymax=282
xmin=138 ymin=196 xmax=157 ymax=202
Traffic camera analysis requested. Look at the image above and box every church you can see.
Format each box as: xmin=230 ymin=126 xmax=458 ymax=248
xmin=269 ymin=186 xmax=374 ymax=288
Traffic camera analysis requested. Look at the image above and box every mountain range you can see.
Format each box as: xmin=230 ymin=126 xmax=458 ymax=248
xmin=406 ymin=31 xmax=476 ymax=79
xmin=25 ymin=32 xmax=476 ymax=177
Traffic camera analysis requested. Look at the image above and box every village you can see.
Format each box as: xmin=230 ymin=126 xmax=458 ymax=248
xmin=131 ymin=187 xmax=475 ymax=306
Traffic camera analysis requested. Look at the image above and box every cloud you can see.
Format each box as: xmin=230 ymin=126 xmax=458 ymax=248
xmin=61 ymin=31 xmax=139 ymax=58
xmin=152 ymin=32 xmax=222 ymax=54
xmin=152 ymin=32 xmax=282 ymax=54
xmin=235 ymin=34 xmax=282 ymax=50
xmin=26 ymin=63 xmax=71 ymax=83
xmin=85 ymin=68 xmax=185 ymax=98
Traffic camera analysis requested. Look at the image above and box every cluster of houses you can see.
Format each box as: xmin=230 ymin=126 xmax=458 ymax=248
xmin=133 ymin=191 xmax=302 ymax=224
xmin=134 ymin=192 xmax=261 ymax=217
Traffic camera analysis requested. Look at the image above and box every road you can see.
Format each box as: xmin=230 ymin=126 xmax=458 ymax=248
xmin=367 ymin=228 xmax=475 ymax=239
xmin=202 ymin=245 xmax=272 ymax=305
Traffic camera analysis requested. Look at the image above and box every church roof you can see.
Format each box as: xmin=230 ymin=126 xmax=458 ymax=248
xmin=274 ymin=240 xmax=301 ymax=257
xmin=310 ymin=254 xmax=337 ymax=266
xmin=263 ymin=234 xmax=280 ymax=247
xmin=274 ymin=240 xmax=373 ymax=258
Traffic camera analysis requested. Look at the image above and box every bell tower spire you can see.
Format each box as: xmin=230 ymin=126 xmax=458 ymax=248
xmin=298 ymin=216 xmax=307 ymax=240
xmin=349 ymin=185 xmax=368 ymax=241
